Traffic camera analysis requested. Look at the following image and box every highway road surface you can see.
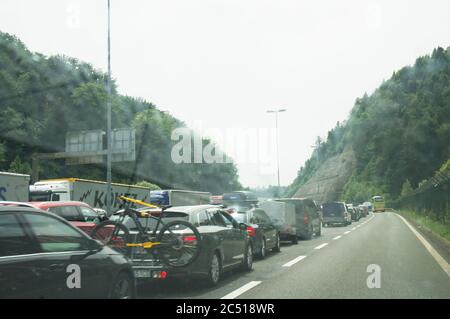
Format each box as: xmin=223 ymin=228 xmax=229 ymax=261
xmin=138 ymin=211 xmax=450 ymax=299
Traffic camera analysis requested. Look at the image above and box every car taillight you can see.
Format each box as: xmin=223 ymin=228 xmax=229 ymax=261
xmin=183 ymin=235 xmax=198 ymax=244
xmin=303 ymin=212 xmax=309 ymax=224
xmin=247 ymin=226 xmax=256 ymax=237
xmin=112 ymin=236 xmax=125 ymax=248
xmin=153 ymin=271 xmax=167 ymax=279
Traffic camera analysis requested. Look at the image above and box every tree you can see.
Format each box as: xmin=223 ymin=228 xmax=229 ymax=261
xmin=8 ymin=156 xmax=31 ymax=175
xmin=0 ymin=31 xmax=243 ymax=194
xmin=135 ymin=181 xmax=161 ymax=191
xmin=0 ymin=143 xmax=5 ymax=167
xmin=286 ymin=45 xmax=450 ymax=223
xmin=400 ymin=179 xmax=413 ymax=197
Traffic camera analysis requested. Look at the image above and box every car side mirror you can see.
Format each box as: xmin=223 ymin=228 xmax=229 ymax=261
xmin=70 ymin=239 xmax=101 ymax=262
xmin=87 ymin=238 xmax=101 ymax=251
xmin=239 ymin=223 xmax=247 ymax=231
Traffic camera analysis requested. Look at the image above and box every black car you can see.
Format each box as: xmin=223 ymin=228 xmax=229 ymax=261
xmin=230 ymin=207 xmax=280 ymax=259
xmin=128 ymin=205 xmax=253 ymax=287
xmin=275 ymin=198 xmax=322 ymax=240
xmin=0 ymin=206 xmax=136 ymax=299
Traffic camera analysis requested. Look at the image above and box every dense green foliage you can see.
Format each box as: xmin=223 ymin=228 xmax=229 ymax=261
xmin=0 ymin=32 xmax=242 ymax=194
xmin=134 ymin=180 xmax=161 ymax=191
xmin=392 ymin=162 xmax=449 ymax=224
xmin=286 ymin=47 xmax=450 ymax=207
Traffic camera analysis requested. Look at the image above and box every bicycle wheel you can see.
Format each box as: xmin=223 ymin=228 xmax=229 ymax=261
xmin=90 ymin=220 xmax=130 ymax=256
xmin=156 ymin=220 xmax=202 ymax=268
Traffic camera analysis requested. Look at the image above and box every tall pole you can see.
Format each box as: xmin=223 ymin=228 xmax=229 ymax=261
xmin=275 ymin=111 xmax=280 ymax=189
xmin=267 ymin=109 xmax=286 ymax=196
xmin=106 ymin=0 xmax=112 ymax=215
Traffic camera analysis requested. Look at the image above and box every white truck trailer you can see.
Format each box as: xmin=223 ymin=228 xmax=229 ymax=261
xmin=0 ymin=171 xmax=30 ymax=202
xmin=29 ymin=178 xmax=152 ymax=210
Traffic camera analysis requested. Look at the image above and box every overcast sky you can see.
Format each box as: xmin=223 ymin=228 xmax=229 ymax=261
xmin=1 ymin=0 xmax=450 ymax=188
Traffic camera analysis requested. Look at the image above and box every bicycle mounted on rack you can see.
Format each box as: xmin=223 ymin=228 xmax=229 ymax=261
xmin=90 ymin=196 xmax=202 ymax=268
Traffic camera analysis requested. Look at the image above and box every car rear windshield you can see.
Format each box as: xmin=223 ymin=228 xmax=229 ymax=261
xmin=322 ymin=203 xmax=345 ymax=215
xmin=276 ymin=199 xmax=304 ymax=212
xmin=48 ymin=206 xmax=84 ymax=222
xmin=230 ymin=212 xmax=248 ymax=223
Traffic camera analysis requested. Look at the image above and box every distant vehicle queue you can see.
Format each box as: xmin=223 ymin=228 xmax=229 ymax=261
xmin=0 ymin=171 xmax=379 ymax=298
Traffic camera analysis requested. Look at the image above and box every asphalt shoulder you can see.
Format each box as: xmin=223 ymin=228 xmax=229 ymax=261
xmin=395 ymin=211 xmax=450 ymax=266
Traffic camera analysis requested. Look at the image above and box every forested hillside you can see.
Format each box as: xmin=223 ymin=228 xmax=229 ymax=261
xmin=0 ymin=32 xmax=242 ymax=194
xmin=286 ymin=47 xmax=450 ymax=208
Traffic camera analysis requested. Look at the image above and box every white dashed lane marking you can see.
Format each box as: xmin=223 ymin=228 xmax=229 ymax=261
xmin=282 ymin=255 xmax=307 ymax=267
xmin=221 ymin=281 xmax=262 ymax=299
xmin=314 ymin=243 xmax=329 ymax=250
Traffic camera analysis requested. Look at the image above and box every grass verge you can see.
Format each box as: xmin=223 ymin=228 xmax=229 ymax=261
xmin=399 ymin=210 xmax=450 ymax=244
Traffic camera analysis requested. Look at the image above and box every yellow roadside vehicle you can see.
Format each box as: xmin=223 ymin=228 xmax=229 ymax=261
xmin=372 ymin=195 xmax=385 ymax=212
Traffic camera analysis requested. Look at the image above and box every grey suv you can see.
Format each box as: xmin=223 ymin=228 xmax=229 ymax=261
xmin=322 ymin=202 xmax=352 ymax=226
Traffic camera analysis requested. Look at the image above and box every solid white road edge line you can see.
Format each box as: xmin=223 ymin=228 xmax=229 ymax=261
xmin=221 ymin=281 xmax=262 ymax=299
xmin=333 ymin=235 xmax=342 ymax=240
xmin=282 ymin=255 xmax=307 ymax=267
xmin=314 ymin=243 xmax=329 ymax=250
xmin=396 ymin=213 xmax=450 ymax=278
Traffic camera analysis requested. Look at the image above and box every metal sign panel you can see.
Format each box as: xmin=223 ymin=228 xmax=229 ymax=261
xmin=65 ymin=130 xmax=105 ymax=165
xmin=64 ymin=128 xmax=135 ymax=165
xmin=112 ymin=128 xmax=136 ymax=162
xmin=65 ymin=130 xmax=104 ymax=153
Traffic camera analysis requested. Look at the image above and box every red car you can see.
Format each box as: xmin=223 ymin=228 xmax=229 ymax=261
xmin=28 ymin=201 xmax=103 ymax=235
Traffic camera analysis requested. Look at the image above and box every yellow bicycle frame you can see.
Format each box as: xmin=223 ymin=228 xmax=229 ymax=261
xmin=126 ymin=242 xmax=161 ymax=249
xmin=119 ymin=196 xmax=162 ymax=249
xmin=118 ymin=195 xmax=159 ymax=209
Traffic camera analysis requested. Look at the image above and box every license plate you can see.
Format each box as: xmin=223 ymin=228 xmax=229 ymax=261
xmin=134 ymin=269 xmax=152 ymax=278
xmin=132 ymin=247 xmax=147 ymax=255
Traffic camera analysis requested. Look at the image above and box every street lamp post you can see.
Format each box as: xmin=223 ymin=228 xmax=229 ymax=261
xmin=106 ymin=0 xmax=112 ymax=215
xmin=267 ymin=109 xmax=286 ymax=193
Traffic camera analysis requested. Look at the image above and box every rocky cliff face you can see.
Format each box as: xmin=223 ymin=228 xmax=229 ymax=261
xmin=294 ymin=147 xmax=356 ymax=203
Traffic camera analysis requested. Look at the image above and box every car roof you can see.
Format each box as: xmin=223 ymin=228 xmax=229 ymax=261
xmin=0 ymin=201 xmax=36 ymax=208
xmin=0 ymin=206 xmax=46 ymax=213
xmin=28 ymin=201 xmax=91 ymax=209
xmin=165 ymin=205 xmax=217 ymax=214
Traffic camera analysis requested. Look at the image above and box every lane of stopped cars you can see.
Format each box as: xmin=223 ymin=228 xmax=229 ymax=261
xmin=1 ymin=182 xmax=377 ymax=297
xmin=88 ymin=190 xmax=327 ymax=287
